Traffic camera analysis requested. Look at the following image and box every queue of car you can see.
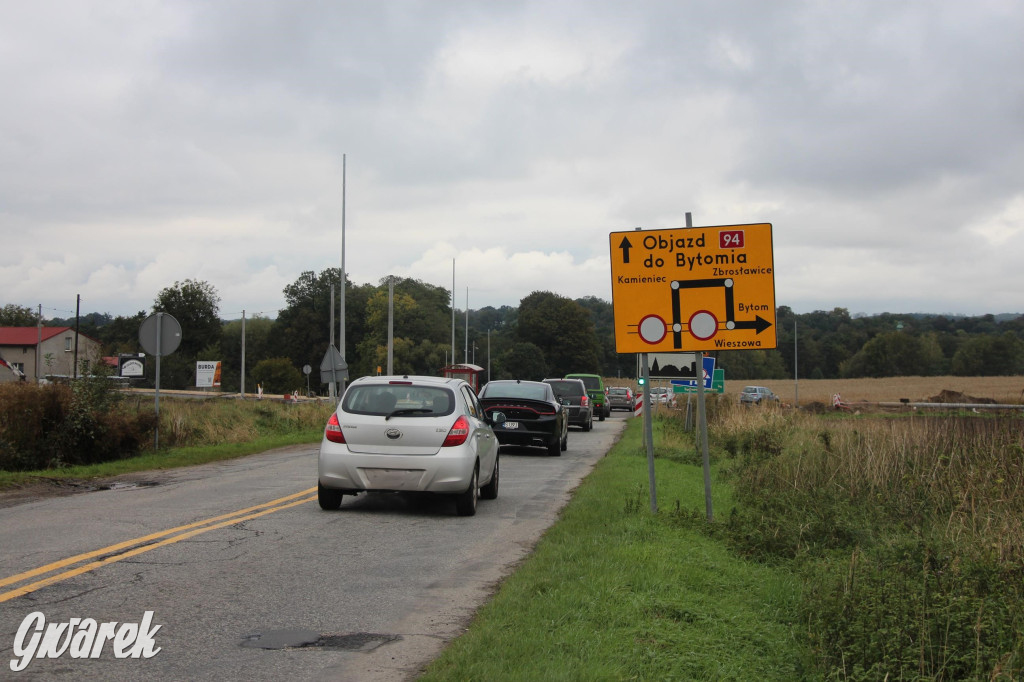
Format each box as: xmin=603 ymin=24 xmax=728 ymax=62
xmin=317 ymin=373 xmax=616 ymax=517
xmin=317 ymin=377 xmax=786 ymax=518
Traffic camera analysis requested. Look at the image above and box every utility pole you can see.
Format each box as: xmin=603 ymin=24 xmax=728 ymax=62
xmin=451 ymin=259 xmax=456 ymax=366
xmin=240 ymin=310 xmax=246 ymax=398
xmin=73 ymin=295 xmax=80 ymax=378
xmin=387 ymin=276 xmax=395 ymax=375
xmin=36 ymin=304 xmax=42 ymax=383
xmin=339 ymin=153 xmax=347 ymax=382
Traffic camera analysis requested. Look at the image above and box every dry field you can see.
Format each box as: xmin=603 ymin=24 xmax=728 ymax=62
xmin=722 ymin=375 xmax=1024 ymax=405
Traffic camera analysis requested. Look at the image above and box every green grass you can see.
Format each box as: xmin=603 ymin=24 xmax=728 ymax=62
xmin=420 ymin=418 xmax=812 ymax=681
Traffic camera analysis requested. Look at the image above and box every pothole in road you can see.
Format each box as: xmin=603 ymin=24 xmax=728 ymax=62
xmin=241 ymin=630 xmax=400 ymax=651
xmin=98 ymin=481 xmax=160 ymax=491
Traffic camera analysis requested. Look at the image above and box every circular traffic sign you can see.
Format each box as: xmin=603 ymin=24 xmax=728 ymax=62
xmin=138 ymin=313 xmax=182 ymax=356
xmin=688 ymin=310 xmax=718 ymax=341
xmin=638 ymin=314 xmax=667 ymax=344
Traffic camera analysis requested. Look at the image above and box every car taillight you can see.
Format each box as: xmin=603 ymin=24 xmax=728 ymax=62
xmin=325 ymin=413 xmax=346 ymax=444
xmin=580 ymin=395 xmax=589 ymax=407
xmin=442 ymin=415 xmax=470 ymax=447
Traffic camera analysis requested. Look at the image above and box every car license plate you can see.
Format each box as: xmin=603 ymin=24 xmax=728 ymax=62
xmin=503 ymin=421 xmax=519 ymax=429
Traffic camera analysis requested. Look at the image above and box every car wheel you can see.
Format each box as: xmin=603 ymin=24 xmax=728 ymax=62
xmin=582 ymin=413 xmax=592 ymax=432
xmin=598 ymin=406 xmax=606 ymax=422
xmin=318 ymin=482 xmax=343 ymax=510
xmin=455 ymin=465 xmax=479 ymax=516
xmin=560 ymin=426 xmax=568 ymax=451
xmin=547 ymin=433 xmax=561 ymax=456
xmin=480 ymin=456 xmax=499 ymax=500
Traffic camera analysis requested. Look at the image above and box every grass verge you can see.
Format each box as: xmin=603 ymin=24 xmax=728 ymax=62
xmin=420 ymin=416 xmax=811 ymax=681
xmin=0 ymin=394 xmax=335 ymax=488
xmin=0 ymin=430 xmax=324 ymax=489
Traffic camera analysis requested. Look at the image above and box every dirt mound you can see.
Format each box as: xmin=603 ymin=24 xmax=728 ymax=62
xmin=926 ymin=389 xmax=997 ymax=404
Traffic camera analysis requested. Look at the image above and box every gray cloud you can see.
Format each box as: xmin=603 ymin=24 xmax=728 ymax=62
xmin=1 ymin=0 xmax=1021 ymax=321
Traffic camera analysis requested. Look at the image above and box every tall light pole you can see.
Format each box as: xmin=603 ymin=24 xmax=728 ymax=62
xmin=451 ymin=259 xmax=456 ymax=365
xmin=339 ymin=154 xmax=347 ymax=379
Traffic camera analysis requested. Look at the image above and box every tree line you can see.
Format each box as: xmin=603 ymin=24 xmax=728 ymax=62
xmin=3 ymin=275 xmax=1023 ymax=392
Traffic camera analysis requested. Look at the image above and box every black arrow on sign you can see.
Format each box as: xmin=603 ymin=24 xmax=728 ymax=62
xmin=618 ymin=236 xmax=633 ymax=264
xmin=732 ymin=315 xmax=773 ymax=334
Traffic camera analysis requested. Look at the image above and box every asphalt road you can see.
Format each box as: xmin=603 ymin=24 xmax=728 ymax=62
xmin=0 ymin=412 xmax=628 ymax=681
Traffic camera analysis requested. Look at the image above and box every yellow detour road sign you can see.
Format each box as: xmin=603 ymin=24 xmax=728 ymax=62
xmin=609 ymin=223 xmax=777 ymax=353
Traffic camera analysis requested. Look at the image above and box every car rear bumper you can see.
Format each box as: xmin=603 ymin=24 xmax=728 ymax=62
xmin=318 ymin=442 xmax=477 ymax=494
xmin=492 ymin=422 xmax=558 ymax=446
xmin=565 ymin=406 xmax=592 ymax=426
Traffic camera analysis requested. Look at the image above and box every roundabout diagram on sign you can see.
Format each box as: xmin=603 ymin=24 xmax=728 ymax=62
xmin=609 ymin=223 xmax=777 ymax=353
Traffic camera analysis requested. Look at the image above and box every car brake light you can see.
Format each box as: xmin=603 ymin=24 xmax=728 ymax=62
xmin=325 ymin=413 xmax=346 ymax=443
xmin=580 ymin=395 xmax=589 ymax=407
xmin=442 ymin=415 xmax=470 ymax=447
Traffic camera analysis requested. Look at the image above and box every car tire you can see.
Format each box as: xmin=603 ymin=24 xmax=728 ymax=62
xmin=547 ymin=433 xmax=561 ymax=456
xmin=318 ymin=482 xmax=343 ymax=510
xmin=598 ymin=406 xmax=606 ymax=422
xmin=455 ymin=465 xmax=479 ymax=516
xmin=560 ymin=426 xmax=568 ymax=451
xmin=480 ymin=456 xmax=499 ymax=500
xmin=582 ymin=413 xmax=592 ymax=432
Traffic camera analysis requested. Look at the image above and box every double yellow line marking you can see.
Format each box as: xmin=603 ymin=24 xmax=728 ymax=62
xmin=0 ymin=487 xmax=317 ymax=604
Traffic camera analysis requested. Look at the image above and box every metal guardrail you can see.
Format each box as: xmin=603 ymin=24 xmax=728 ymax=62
xmin=876 ymin=402 xmax=1024 ymax=410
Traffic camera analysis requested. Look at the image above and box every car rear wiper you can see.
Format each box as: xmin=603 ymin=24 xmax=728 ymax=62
xmin=384 ymin=408 xmax=434 ymax=420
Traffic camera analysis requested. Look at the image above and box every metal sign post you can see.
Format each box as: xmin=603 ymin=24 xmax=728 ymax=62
xmin=695 ymin=351 xmax=713 ymax=522
xmin=641 ymin=353 xmax=657 ymax=512
xmin=155 ymin=314 xmax=161 ymax=448
xmin=139 ymin=312 xmax=182 ymax=450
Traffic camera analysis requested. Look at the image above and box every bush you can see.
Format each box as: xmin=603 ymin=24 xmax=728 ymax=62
xmin=0 ymin=380 xmax=156 ymax=471
xmin=714 ymin=409 xmax=1024 ymax=678
xmin=250 ymin=357 xmax=303 ymax=395
xmin=805 ymin=540 xmax=1024 ymax=680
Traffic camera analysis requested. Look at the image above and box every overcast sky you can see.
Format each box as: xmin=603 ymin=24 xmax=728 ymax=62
xmin=2 ymin=0 xmax=1022 ymax=323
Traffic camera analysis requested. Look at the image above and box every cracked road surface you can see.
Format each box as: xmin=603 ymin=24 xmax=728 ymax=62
xmin=0 ymin=415 xmax=626 ymax=680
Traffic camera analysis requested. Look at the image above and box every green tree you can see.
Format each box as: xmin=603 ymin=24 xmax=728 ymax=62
xmin=495 ymin=342 xmax=548 ymax=381
xmin=353 ymin=277 xmax=455 ymax=377
xmin=575 ymin=296 xmax=634 ymax=378
xmin=840 ymin=332 xmax=943 ymax=378
xmin=0 ymin=304 xmax=38 ymax=326
xmin=950 ymin=332 xmax=1024 ymax=376
xmin=716 ymin=349 xmax=789 ymax=380
xmin=153 ymin=280 xmax=222 ymax=360
xmin=219 ymin=315 xmax=275 ymax=392
xmin=273 ymin=269 xmax=370 ymax=380
xmin=96 ymin=312 xmax=149 ymax=355
xmin=516 ymin=291 xmax=601 ymax=377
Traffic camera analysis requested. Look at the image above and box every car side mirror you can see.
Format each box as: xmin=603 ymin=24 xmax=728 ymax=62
xmin=489 ymin=411 xmax=507 ymax=425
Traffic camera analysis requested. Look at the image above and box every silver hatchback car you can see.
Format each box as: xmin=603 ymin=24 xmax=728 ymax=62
xmin=318 ymin=375 xmax=501 ymax=516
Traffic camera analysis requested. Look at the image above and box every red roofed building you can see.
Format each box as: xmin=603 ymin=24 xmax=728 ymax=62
xmin=0 ymin=327 xmax=102 ymax=383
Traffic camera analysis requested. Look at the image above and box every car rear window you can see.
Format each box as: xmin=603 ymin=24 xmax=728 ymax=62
xmin=343 ymin=385 xmax=454 ymax=416
xmin=569 ymin=375 xmax=601 ymax=390
xmin=544 ymin=380 xmax=584 ymax=397
xmin=482 ymin=382 xmax=549 ymax=401
xmin=609 ymin=388 xmax=628 ymax=395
